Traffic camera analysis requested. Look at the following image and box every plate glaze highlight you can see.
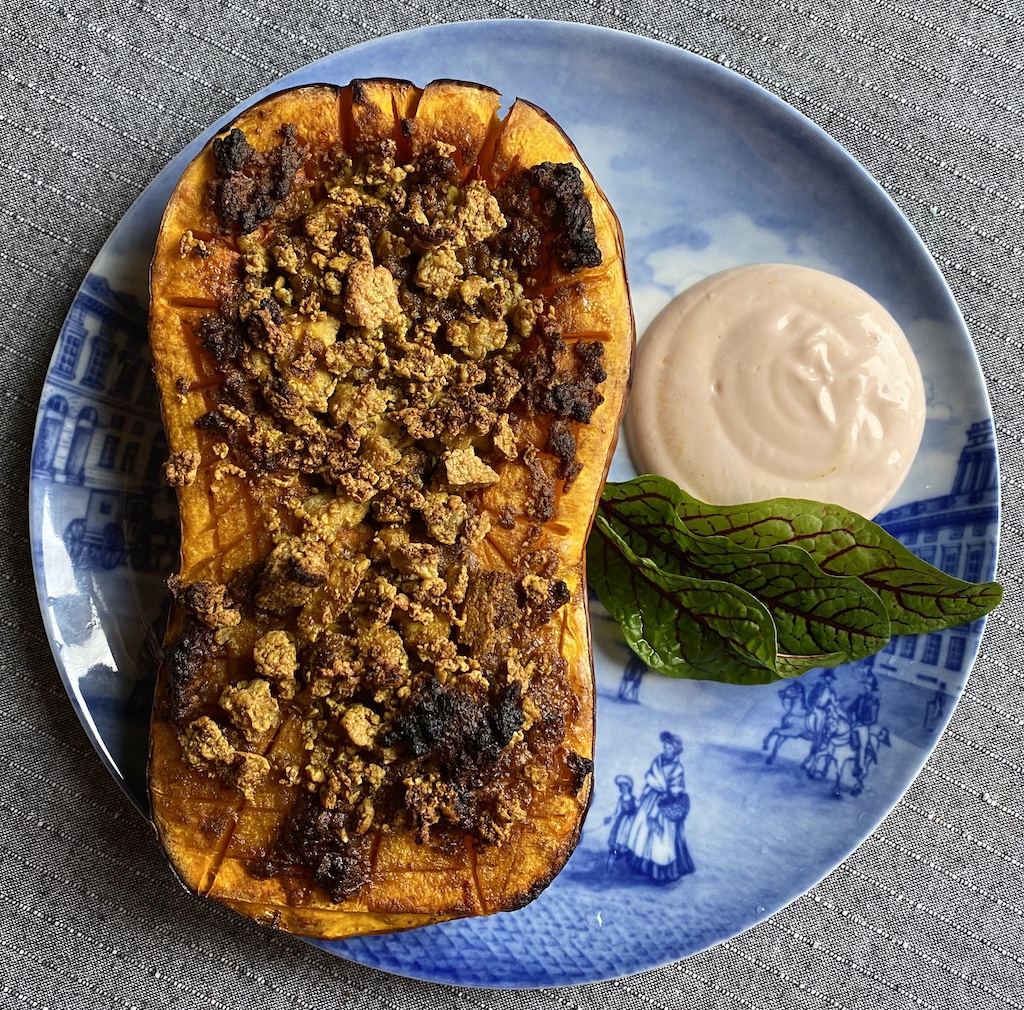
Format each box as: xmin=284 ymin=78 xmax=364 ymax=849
xmin=29 ymin=21 xmax=998 ymax=988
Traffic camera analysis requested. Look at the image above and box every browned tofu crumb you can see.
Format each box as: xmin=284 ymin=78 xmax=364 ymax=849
xmin=230 ymin=751 xmax=271 ymax=800
xmin=179 ymin=230 xmax=209 ymax=258
xmin=252 ymin=630 xmax=299 ymax=700
xmin=343 ymin=259 xmax=404 ymax=329
xmin=167 ymin=575 xmax=240 ymax=629
xmin=219 ymin=679 xmax=280 ymax=742
xmin=442 ymin=446 xmax=499 ymax=487
xmin=180 ymin=716 xmax=234 ymax=770
xmin=341 ymin=704 xmax=379 ymax=749
xmin=163 ymin=449 xmax=201 ymax=487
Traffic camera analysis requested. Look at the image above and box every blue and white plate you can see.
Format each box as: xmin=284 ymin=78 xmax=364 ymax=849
xmin=29 ymin=20 xmax=999 ymax=989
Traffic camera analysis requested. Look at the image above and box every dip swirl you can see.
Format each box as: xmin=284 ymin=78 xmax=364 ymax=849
xmin=626 ymin=263 xmax=926 ymax=518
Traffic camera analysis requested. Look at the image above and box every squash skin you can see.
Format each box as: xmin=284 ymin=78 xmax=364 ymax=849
xmin=147 ymin=80 xmax=634 ymax=939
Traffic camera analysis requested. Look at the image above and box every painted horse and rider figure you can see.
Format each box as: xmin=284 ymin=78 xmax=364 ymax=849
xmin=762 ymin=668 xmax=889 ymax=796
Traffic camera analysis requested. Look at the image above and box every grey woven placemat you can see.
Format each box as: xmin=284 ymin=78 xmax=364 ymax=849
xmin=2 ymin=2 xmax=1020 ymax=1008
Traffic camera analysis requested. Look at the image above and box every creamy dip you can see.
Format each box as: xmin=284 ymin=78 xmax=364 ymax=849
xmin=626 ymin=263 xmax=926 ymax=518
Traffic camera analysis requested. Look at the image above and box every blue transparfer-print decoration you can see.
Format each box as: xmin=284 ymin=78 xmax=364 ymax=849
xmin=32 ymin=274 xmax=179 ymax=577
xmin=762 ymin=669 xmax=889 ymax=798
xmin=605 ymin=731 xmax=695 ymax=882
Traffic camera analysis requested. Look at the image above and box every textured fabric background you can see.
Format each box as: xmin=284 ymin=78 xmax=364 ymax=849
xmin=2 ymin=2 xmax=1021 ymax=1008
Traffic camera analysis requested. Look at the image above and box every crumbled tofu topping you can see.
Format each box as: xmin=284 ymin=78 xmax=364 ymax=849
xmin=231 ymin=751 xmax=271 ymax=800
xmin=219 ymin=678 xmax=280 ymax=742
xmin=253 ymin=630 xmax=299 ymax=700
xmin=442 ymin=446 xmax=499 ymax=488
xmin=341 ymin=703 xmax=379 ymax=749
xmin=179 ymin=230 xmax=209 ymax=258
xmin=180 ymin=716 xmax=234 ymax=768
xmin=178 ymin=716 xmax=270 ymax=801
xmin=491 ymin=415 xmax=518 ymax=461
xmin=344 ymin=259 xmax=404 ymax=329
xmin=163 ymin=449 xmax=201 ymax=487
xmin=167 ymin=575 xmax=240 ymax=629
xmin=164 ymin=127 xmax=607 ymax=900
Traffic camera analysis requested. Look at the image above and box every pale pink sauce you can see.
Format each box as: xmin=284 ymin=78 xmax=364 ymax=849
xmin=626 ymin=264 xmax=926 ymax=518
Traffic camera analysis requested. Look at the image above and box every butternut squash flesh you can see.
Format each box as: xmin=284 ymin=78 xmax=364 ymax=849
xmin=147 ymin=79 xmax=634 ymax=939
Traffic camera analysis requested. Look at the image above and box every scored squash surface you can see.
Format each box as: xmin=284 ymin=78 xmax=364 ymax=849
xmin=147 ymin=79 xmax=634 ymax=938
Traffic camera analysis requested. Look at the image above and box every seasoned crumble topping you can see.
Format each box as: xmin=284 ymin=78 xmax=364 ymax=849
xmin=178 ymin=715 xmax=271 ymax=801
xmin=219 ymin=678 xmax=280 ymax=741
xmin=179 ymin=230 xmax=209 ymax=259
xmin=164 ymin=122 xmax=606 ymax=901
xmin=163 ymin=449 xmax=201 ymax=487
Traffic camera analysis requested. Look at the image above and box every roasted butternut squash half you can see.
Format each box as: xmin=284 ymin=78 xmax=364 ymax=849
xmin=147 ymin=79 xmax=633 ymax=939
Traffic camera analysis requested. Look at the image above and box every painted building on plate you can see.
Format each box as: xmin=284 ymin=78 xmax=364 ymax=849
xmin=32 ymin=273 xmax=175 ymax=573
xmin=871 ymin=419 xmax=998 ymax=688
